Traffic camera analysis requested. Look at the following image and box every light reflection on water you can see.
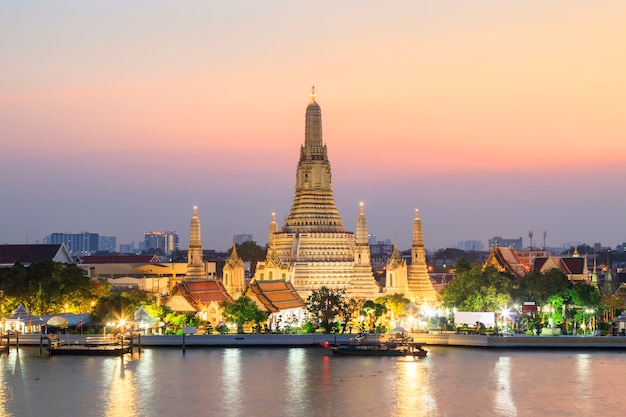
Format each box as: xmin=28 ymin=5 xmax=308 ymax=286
xmin=1 ymin=346 xmax=625 ymax=417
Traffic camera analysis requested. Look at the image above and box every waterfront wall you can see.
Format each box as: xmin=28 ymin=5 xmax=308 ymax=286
xmin=9 ymin=332 xmax=626 ymax=349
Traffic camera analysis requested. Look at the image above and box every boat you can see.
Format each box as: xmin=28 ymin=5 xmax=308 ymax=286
xmin=46 ymin=335 xmax=134 ymax=356
xmin=329 ymin=340 xmax=427 ymax=357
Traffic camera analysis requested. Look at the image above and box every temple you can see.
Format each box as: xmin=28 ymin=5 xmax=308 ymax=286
xmin=252 ymin=88 xmax=380 ymax=299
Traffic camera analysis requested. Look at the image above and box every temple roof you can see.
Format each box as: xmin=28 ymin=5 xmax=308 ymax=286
xmin=0 ymin=244 xmax=72 ymax=265
xmin=483 ymin=246 xmax=528 ymax=278
xmin=79 ymin=255 xmax=161 ymax=264
xmin=171 ymin=279 xmax=234 ymax=312
xmin=248 ymin=280 xmax=305 ymax=313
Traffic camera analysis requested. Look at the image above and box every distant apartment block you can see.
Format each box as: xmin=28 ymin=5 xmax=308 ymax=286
xmin=456 ymin=240 xmax=484 ymax=251
xmin=119 ymin=242 xmax=136 ymax=254
xmin=98 ymin=236 xmax=117 ymax=253
xmin=44 ymin=232 xmax=99 ymax=256
xmin=144 ymin=231 xmax=179 ymax=253
xmin=370 ymin=241 xmax=395 ymax=273
xmin=233 ymin=234 xmax=253 ymax=245
xmin=488 ymin=236 xmax=523 ymax=250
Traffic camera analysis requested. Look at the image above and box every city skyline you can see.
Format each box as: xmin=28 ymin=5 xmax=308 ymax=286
xmin=1 ymin=2 xmax=625 ymax=252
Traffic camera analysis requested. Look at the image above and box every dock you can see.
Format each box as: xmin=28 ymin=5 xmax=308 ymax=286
xmin=45 ymin=334 xmax=136 ymax=356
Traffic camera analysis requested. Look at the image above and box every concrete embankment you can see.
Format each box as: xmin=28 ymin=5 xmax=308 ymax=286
xmin=9 ymin=333 xmax=626 ymax=349
xmin=8 ymin=333 xmax=351 ymax=348
xmin=412 ymin=333 xmax=626 ymax=348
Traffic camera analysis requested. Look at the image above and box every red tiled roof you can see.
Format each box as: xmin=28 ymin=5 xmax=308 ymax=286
xmin=248 ymin=280 xmax=305 ymax=313
xmin=178 ymin=280 xmax=233 ymax=309
xmin=79 ymin=255 xmax=160 ymax=264
xmin=0 ymin=244 xmax=66 ymax=264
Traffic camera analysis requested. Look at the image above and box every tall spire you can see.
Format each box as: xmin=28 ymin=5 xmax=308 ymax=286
xmin=407 ymin=209 xmax=439 ymax=305
xmin=355 ymin=202 xmax=368 ymax=246
xmin=283 ymin=88 xmax=345 ymax=233
xmin=354 ymin=202 xmax=370 ymax=265
xmin=412 ymin=209 xmax=426 ymax=265
xmin=186 ymin=206 xmax=205 ymax=279
xmin=268 ymin=212 xmax=278 ymax=247
xmin=304 ymin=85 xmax=323 ymax=148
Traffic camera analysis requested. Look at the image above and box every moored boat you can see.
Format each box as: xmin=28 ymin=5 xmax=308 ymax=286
xmin=330 ymin=341 xmax=427 ymax=357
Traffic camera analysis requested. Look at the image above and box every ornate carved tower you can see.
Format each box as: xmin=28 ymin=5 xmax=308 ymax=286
xmin=407 ymin=209 xmax=439 ymax=305
xmin=255 ymin=88 xmax=379 ymax=299
xmin=186 ymin=206 xmax=205 ymax=280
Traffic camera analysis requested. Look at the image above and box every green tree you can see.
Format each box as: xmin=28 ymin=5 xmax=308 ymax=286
xmin=565 ymin=283 xmax=601 ymax=307
xmin=0 ymin=261 xmax=96 ymax=315
xmin=362 ymin=300 xmax=387 ymax=331
xmin=515 ymin=268 xmax=570 ymax=305
xmin=306 ymin=287 xmax=346 ymax=333
xmin=375 ymin=293 xmax=411 ymax=324
xmin=339 ymin=297 xmax=365 ymax=324
xmin=441 ymin=264 xmax=512 ymax=311
xmin=220 ymin=295 xmax=268 ymax=333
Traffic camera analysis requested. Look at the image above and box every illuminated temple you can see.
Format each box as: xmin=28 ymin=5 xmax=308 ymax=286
xmin=252 ymin=88 xmax=380 ymax=299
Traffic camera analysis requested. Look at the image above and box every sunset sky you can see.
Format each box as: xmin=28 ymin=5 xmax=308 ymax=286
xmin=1 ymin=1 xmax=625 ymax=252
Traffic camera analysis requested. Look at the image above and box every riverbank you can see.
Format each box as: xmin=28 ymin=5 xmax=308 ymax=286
xmin=7 ymin=332 xmax=626 ymax=349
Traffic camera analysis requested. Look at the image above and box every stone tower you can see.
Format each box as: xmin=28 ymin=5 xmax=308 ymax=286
xmin=349 ymin=202 xmax=381 ymax=297
xmin=222 ymin=242 xmax=245 ymax=298
xmin=407 ymin=209 xmax=439 ymax=305
xmin=256 ymin=88 xmax=379 ymax=299
xmin=385 ymin=244 xmax=409 ymax=295
xmin=186 ymin=206 xmax=205 ymax=280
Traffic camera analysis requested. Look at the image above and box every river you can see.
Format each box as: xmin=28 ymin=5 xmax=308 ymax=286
xmin=1 ymin=346 xmax=624 ymax=417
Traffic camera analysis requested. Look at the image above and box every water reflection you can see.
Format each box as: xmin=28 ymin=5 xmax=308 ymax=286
xmin=285 ymin=348 xmax=308 ymax=416
xmin=222 ymin=348 xmax=242 ymax=416
xmin=393 ymin=358 xmax=438 ymax=417
xmin=103 ymin=357 xmax=139 ymax=417
xmin=575 ymin=353 xmax=592 ymax=416
xmin=493 ymin=356 xmax=516 ymax=417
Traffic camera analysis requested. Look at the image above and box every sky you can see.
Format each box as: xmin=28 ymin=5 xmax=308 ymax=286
xmin=1 ymin=1 xmax=625 ymax=253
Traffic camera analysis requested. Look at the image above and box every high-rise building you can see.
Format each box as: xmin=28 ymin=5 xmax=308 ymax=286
xmin=144 ymin=231 xmax=179 ymax=253
xmin=119 ymin=242 xmax=136 ymax=254
xmin=489 ymin=236 xmax=523 ymax=250
xmin=233 ymin=234 xmax=253 ymax=246
xmin=98 ymin=236 xmax=117 ymax=253
xmin=44 ymin=232 xmax=99 ymax=256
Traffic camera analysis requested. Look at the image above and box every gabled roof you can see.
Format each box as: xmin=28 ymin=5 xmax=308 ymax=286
xmin=483 ymin=246 xmax=527 ymax=278
xmin=247 ymin=280 xmax=305 ymax=313
xmin=534 ymin=256 xmax=586 ymax=275
xmin=0 ymin=244 xmax=72 ymax=265
xmin=78 ymin=255 xmax=160 ymax=264
xmin=174 ymin=279 xmax=233 ymax=312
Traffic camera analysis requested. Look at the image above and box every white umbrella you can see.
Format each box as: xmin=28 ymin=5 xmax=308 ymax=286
xmin=47 ymin=316 xmax=68 ymax=328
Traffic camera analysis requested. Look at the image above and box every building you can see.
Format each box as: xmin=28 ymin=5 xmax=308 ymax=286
xmin=98 ymin=236 xmax=117 ymax=253
xmin=233 ymin=234 xmax=253 ymax=245
xmin=44 ymin=232 xmax=99 ymax=256
xmin=0 ymin=244 xmax=73 ymax=267
xmin=488 ymin=236 xmax=523 ymax=251
xmin=144 ymin=231 xmax=179 ymax=253
xmin=457 ymin=240 xmax=484 ymax=251
xmin=252 ymin=88 xmax=380 ymax=300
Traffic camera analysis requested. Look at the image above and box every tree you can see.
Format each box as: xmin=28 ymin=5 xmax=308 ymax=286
xmin=441 ymin=264 xmax=512 ymax=311
xmin=362 ymin=300 xmax=387 ymax=331
xmin=339 ymin=297 xmax=365 ymax=323
xmin=0 ymin=261 xmax=97 ymax=315
xmin=220 ymin=295 xmax=268 ymax=333
xmin=306 ymin=287 xmax=346 ymax=333
xmin=565 ymin=283 xmax=601 ymax=307
xmin=375 ymin=293 xmax=411 ymax=324
xmin=514 ymin=268 xmax=571 ymax=305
